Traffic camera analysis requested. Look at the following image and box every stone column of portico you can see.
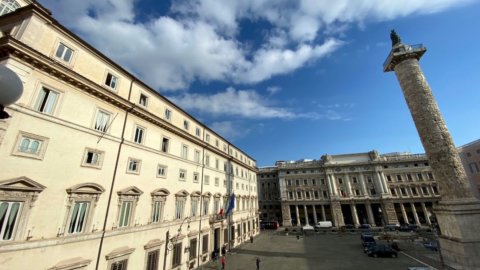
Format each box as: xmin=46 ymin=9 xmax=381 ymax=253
xmin=345 ymin=174 xmax=353 ymax=196
xmin=399 ymin=203 xmax=408 ymax=224
xmin=378 ymin=171 xmax=390 ymax=195
xmin=385 ymin=31 xmax=480 ymax=269
xmin=304 ymin=205 xmax=309 ymax=225
xmin=350 ymin=203 xmax=360 ymax=226
xmin=374 ymin=171 xmax=386 ymax=194
xmin=421 ymin=202 xmax=432 ymax=225
xmin=359 ymin=174 xmax=368 ymax=196
xmin=321 ymin=205 xmax=326 ymax=221
xmin=295 ymin=205 xmax=300 ymax=226
xmin=313 ymin=205 xmax=318 ymax=224
xmin=365 ymin=202 xmax=375 ymax=225
xmin=410 ymin=202 xmax=421 ymax=225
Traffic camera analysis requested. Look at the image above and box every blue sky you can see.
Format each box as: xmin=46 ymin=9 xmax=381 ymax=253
xmin=41 ymin=0 xmax=480 ymax=167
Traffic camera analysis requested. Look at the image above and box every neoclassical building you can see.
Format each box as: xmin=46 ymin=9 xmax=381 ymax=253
xmin=0 ymin=2 xmax=258 ymax=270
xmin=258 ymin=151 xmax=441 ymax=228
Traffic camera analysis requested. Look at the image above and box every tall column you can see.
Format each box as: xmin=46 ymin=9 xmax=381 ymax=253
xmin=410 ymin=203 xmax=420 ymax=225
xmin=365 ymin=202 xmax=375 ymax=225
xmin=295 ymin=205 xmax=300 ymax=226
xmin=304 ymin=205 xmax=309 ymax=225
xmin=345 ymin=174 xmax=353 ymax=197
xmin=359 ymin=174 xmax=368 ymax=196
xmin=282 ymin=204 xmax=292 ymax=227
xmin=384 ymin=31 xmax=480 ymax=268
xmin=378 ymin=171 xmax=390 ymax=195
xmin=399 ymin=203 xmax=408 ymax=224
xmin=313 ymin=205 xmax=318 ymax=224
xmin=421 ymin=202 xmax=431 ymax=225
xmin=327 ymin=174 xmax=338 ymax=197
xmin=321 ymin=205 xmax=326 ymax=221
xmin=350 ymin=203 xmax=360 ymax=226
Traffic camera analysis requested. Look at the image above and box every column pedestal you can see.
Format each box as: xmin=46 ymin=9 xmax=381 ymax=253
xmin=330 ymin=201 xmax=344 ymax=227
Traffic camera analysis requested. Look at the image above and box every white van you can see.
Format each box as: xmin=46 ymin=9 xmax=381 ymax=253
xmin=315 ymin=221 xmax=333 ymax=228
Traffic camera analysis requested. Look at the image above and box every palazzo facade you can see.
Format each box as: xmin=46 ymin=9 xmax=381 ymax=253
xmin=0 ymin=2 xmax=258 ymax=270
xmin=258 ymin=151 xmax=441 ymax=228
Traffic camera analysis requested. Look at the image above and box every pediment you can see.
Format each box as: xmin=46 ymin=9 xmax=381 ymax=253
xmin=67 ymin=183 xmax=105 ymax=195
xmin=117 ymin=186 xmax=143 ymax=196
xmin=202 ymin=191 xmax=212 ymax=197
xmin=213 ymin=192 xmax=222 ymax=198
xmin=190 ymin=191 xmax=201 ymax=197
xmin=175 ymin=189 xmax=189 ymax=197
xmin=151 ymin=188 xmax=170 ymax=196
xmin=0 ymin=176 xmax=46 ymax=192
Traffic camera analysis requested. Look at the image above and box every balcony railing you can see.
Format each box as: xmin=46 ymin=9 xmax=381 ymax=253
xmin=209 ymin=214 xmax=225 ymax=223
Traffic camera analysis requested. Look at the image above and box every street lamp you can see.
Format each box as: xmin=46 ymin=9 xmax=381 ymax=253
xmin=0 ymin=65 xmax=23 ymax=119
xmin=167 ymin=217 xmax=192 ymax=251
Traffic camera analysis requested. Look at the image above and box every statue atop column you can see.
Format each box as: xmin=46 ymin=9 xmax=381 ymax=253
xmin=390 ymin=29 xmax=401 ymax=47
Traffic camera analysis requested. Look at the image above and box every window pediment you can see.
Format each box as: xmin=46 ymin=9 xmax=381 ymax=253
xmin=175 ymin=189 xmax=189 ymax=197
xmin=0 ymin=176 xmax=46 ymax=192
xmin=151 ymin=188 xmax=170 ymax=197
xmin=117 ymin=186 xmax=143 ymax=196
xmin=213 ymin=192 xmax=221 ymax=198
xmin=190 ymin=191 xmax=201 ymax=197
xmin=202 ymin=192 xmax=212 ymax=197
xmin=67 ymin=183 xmax=105 ymax=195
xmin=47 ymin=257 xmax=91 ymax=270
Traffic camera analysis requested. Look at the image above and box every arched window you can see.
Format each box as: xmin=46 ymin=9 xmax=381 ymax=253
xmin=0 ymin=0 xmax=20 ymax=16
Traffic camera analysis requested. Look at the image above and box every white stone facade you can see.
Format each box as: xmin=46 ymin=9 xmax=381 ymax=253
xmin=258 ymin=151 xmax=440 ymax=228
xmin=0 ymin=2 xmax=258 ymax=270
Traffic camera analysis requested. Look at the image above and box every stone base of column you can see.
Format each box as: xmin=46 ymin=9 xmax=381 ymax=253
xmin=383 ymin=201 xmax=399 ymax=225
xmin=331 ymin=201 xmax=344 ymax=227
xmin=434 ymin=198 xmax=480 ymax=269
xmin=281 ymin=204 xmax=292 ymax=227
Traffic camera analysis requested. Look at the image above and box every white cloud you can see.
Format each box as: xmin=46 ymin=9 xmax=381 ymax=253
xmin=267 ymin=86 xmax=281 ymax=95
xmin=41 ymin=0 xmax=472 ymax=90
xmin=209 ymin=121 xmax=249 ymax=140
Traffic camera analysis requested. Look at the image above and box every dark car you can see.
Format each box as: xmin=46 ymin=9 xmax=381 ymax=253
xmin=399 ymin=224 xmax=419 ymax=232
xmin=423 ymin=241 xmax=438 ymax=251
xmin=384 ymin=224 xmax=400 ymax=231
xmin=341 ymin=224 xmax=355 ymax=231
xmin=367 ymin=244 xmax=398 ymax=258
xmin=363 ymin=241 xmax=376 ymax=253
xmin=359 ymin=224 xmax=371 ymax=230
xmin=361 ymin=233 xmax=376 ymax=248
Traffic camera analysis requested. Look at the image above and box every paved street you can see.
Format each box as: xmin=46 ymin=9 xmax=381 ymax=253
xmin=202 ymin=230 xmax=437 ymax=270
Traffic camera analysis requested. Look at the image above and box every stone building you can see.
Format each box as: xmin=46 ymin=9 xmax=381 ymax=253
xmin=0 ymin=2 xmax=258 ymax=270
xmin=458 ymin=139 xmax=480 ymax=198
xmin=258 ymin=151 xmax=440 ymax=228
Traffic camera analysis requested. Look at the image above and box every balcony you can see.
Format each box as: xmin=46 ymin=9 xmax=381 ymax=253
xmin=209 ymin=214 xmax=226 ymax=224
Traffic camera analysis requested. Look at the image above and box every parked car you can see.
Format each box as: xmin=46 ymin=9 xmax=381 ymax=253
xmin=359 ymin=224 xmax=372 ymax=230
xmin=384 ymin=224 xmax=400 ymax=231
xmin=361 ymin=233 xmax=376 ymax=248
xmin=423 ymin=241 xmax=438 ymax=251
xmin=363 ymin=241 xmax=376 ymax=253
xmin=341 ymin=224 xmax=355 ymax=230
xmin=302 ymin=225 xmax=315 ymax=231
xmin=399 ymin=224 xmax=419 ymax=232
xmin=314 ymin=221 xmax=333 ymax=229
xmin=366 ymin=244 xmax=398 ymax=258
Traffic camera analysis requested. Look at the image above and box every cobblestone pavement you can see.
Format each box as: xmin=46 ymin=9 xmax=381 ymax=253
xmin=199 ymin=230 xmax=438 ymax=270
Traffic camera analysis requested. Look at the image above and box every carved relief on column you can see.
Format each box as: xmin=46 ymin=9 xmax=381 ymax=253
xmin=281 ymin=203 xmax=292 ymax=227
xmin=330 ymin=201 xmax=344 ymax=227
xmin=382 ymin=200 xmax=399 ymax=225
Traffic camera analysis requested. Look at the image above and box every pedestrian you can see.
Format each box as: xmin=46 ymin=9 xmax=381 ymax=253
xmin=222 ymin=245 xmax=226 ymax=255
xmin=221 ymin=255 xmax=226 ymax=270
xmin=250 ymin=235 xmax=254 ymax=243
xmin=256 ymin=257 xmax=260 ymax=270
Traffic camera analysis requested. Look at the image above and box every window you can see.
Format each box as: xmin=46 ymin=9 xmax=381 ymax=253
xmin=94 ymin=110 xmax=111 ymax=132
xmin=367 ymin=176 xmax=372 ymax=183
xmin=0 ymin=0 xmax=20 ymax=16
xmin=67 ymin=201 xmax=89 ymax=234
xmin=146 ymin=250 xmax=159 ymax=270
xmin=205 ymin=134 xmax=210 ymax=143
xmin=223 ymin=144 xmax=227 ymax=152
xmin=417 ymin=173 xmax=423 ymax=181
xmin=432 ymin=186 xmax=439 ymax=195
xmin=287 ymin=180 xmax=291 ymax=186
xmin=193 ymin=172 xmax=199 ymax=183
xmin=110 ymin=259 xmax=128 ymax=270
xmin=396 ymin=175 xmax=402 ymax=181
xmin=355 ymin=189 xmax=361 ymax=196
xmin=288 ymin=192 xmax=293 ymax=199
xmin=183 ymin=120 xmax=189 ymax=130
xmin=352 ymin=177 xmax=357 ymax=183
xmin=133 ymin=126 xmax=145 ymax=144
xmin=401 ymin=188 xmax=407 ymax=196
xmin=338 ymin=178 xmax=343 ymax=184
xmin=127 ymin=158 xmax=141 ymax=174
xmin=34 ymin=87 xmax=59 ymax=114
xmin=191 ymin=198 xmax=199 ymax=217
xmin=295 ymin=180 xmax=300 ymax=186
xmin=55 ymin=42 xmax=74 ymax=63
xmin=215 ymin=177 xmax=219 ymax=186
xmin=179 ymin=169 xmax=186 ymax=181
xmin=156 ymin=165 xmax=167 ymax=178
xmin=82 ymin=148 xmax=103 ymax=168
xmin=428 ymin=172 xmax=434 ymax=180
xmin=411 ymin=187 xmax=418 ymax=196
xmin=204 ymin=175 xmax=210 ymax=185
xmin=195 ymin=127 xmax=201 ymax=137
xmin=0 ymin=201 xmax=22 ymax=241
xmin=407 ymin=174 xmax=413 ymax=181
xmin=322 ymin=190 xmax=328 ymax=198
xmin=139 ymin=94 xmax=148 ymax=107
xmin=297 ymin=192 xmax=302 ymax=199
xmin=189 ymin=238 xmax=197 ymax=260
xmin=202 ymin=199 xmax=209 ymax=215
xmin=421 ymin=186 xmax=429 ymax=195
xmin=194 ymin=150 xmax=200 ymax=163
xmin=390 ymin=188 xmax=397 ymax=196
xmin=386 ymin=175 xmax=392 ymax=182
xmin=181 ymin=144 xmax=188 ymax=159
xmin=151 ymin=200 xmax=164 ymax=223
xmin=205 ymin=155 xmax=210 ymax=167
xmin=14 ymin=132 xmax=48 ymax=159
xmin=175 ymin=198 xmax=185 ymax=219
xmin=215 ymin=140 xmax=219 ymax=147
xmin=314 ymin=191 xmax=319 ymax=199
xmin=202 ymin=235 xmax=209 ymax=254
xmin=118 ymin=201 xmax=132 ymax=228
xmin=215 ymin=159 xmax=219 ymax=169
xmin=172 ymin=243 xmax=182 ymax=268
xmin=105 ymin=73 xmax=118 ymax=90
xmin=164 ymin=108 xmax=172 ymax=120
xmin=303 ymin=179 xmax=308 ymax=185
xmin=370 ymin=188 xmax=376 ymax=195
xmin=161 ymin=137 xmax=169 ymax=153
